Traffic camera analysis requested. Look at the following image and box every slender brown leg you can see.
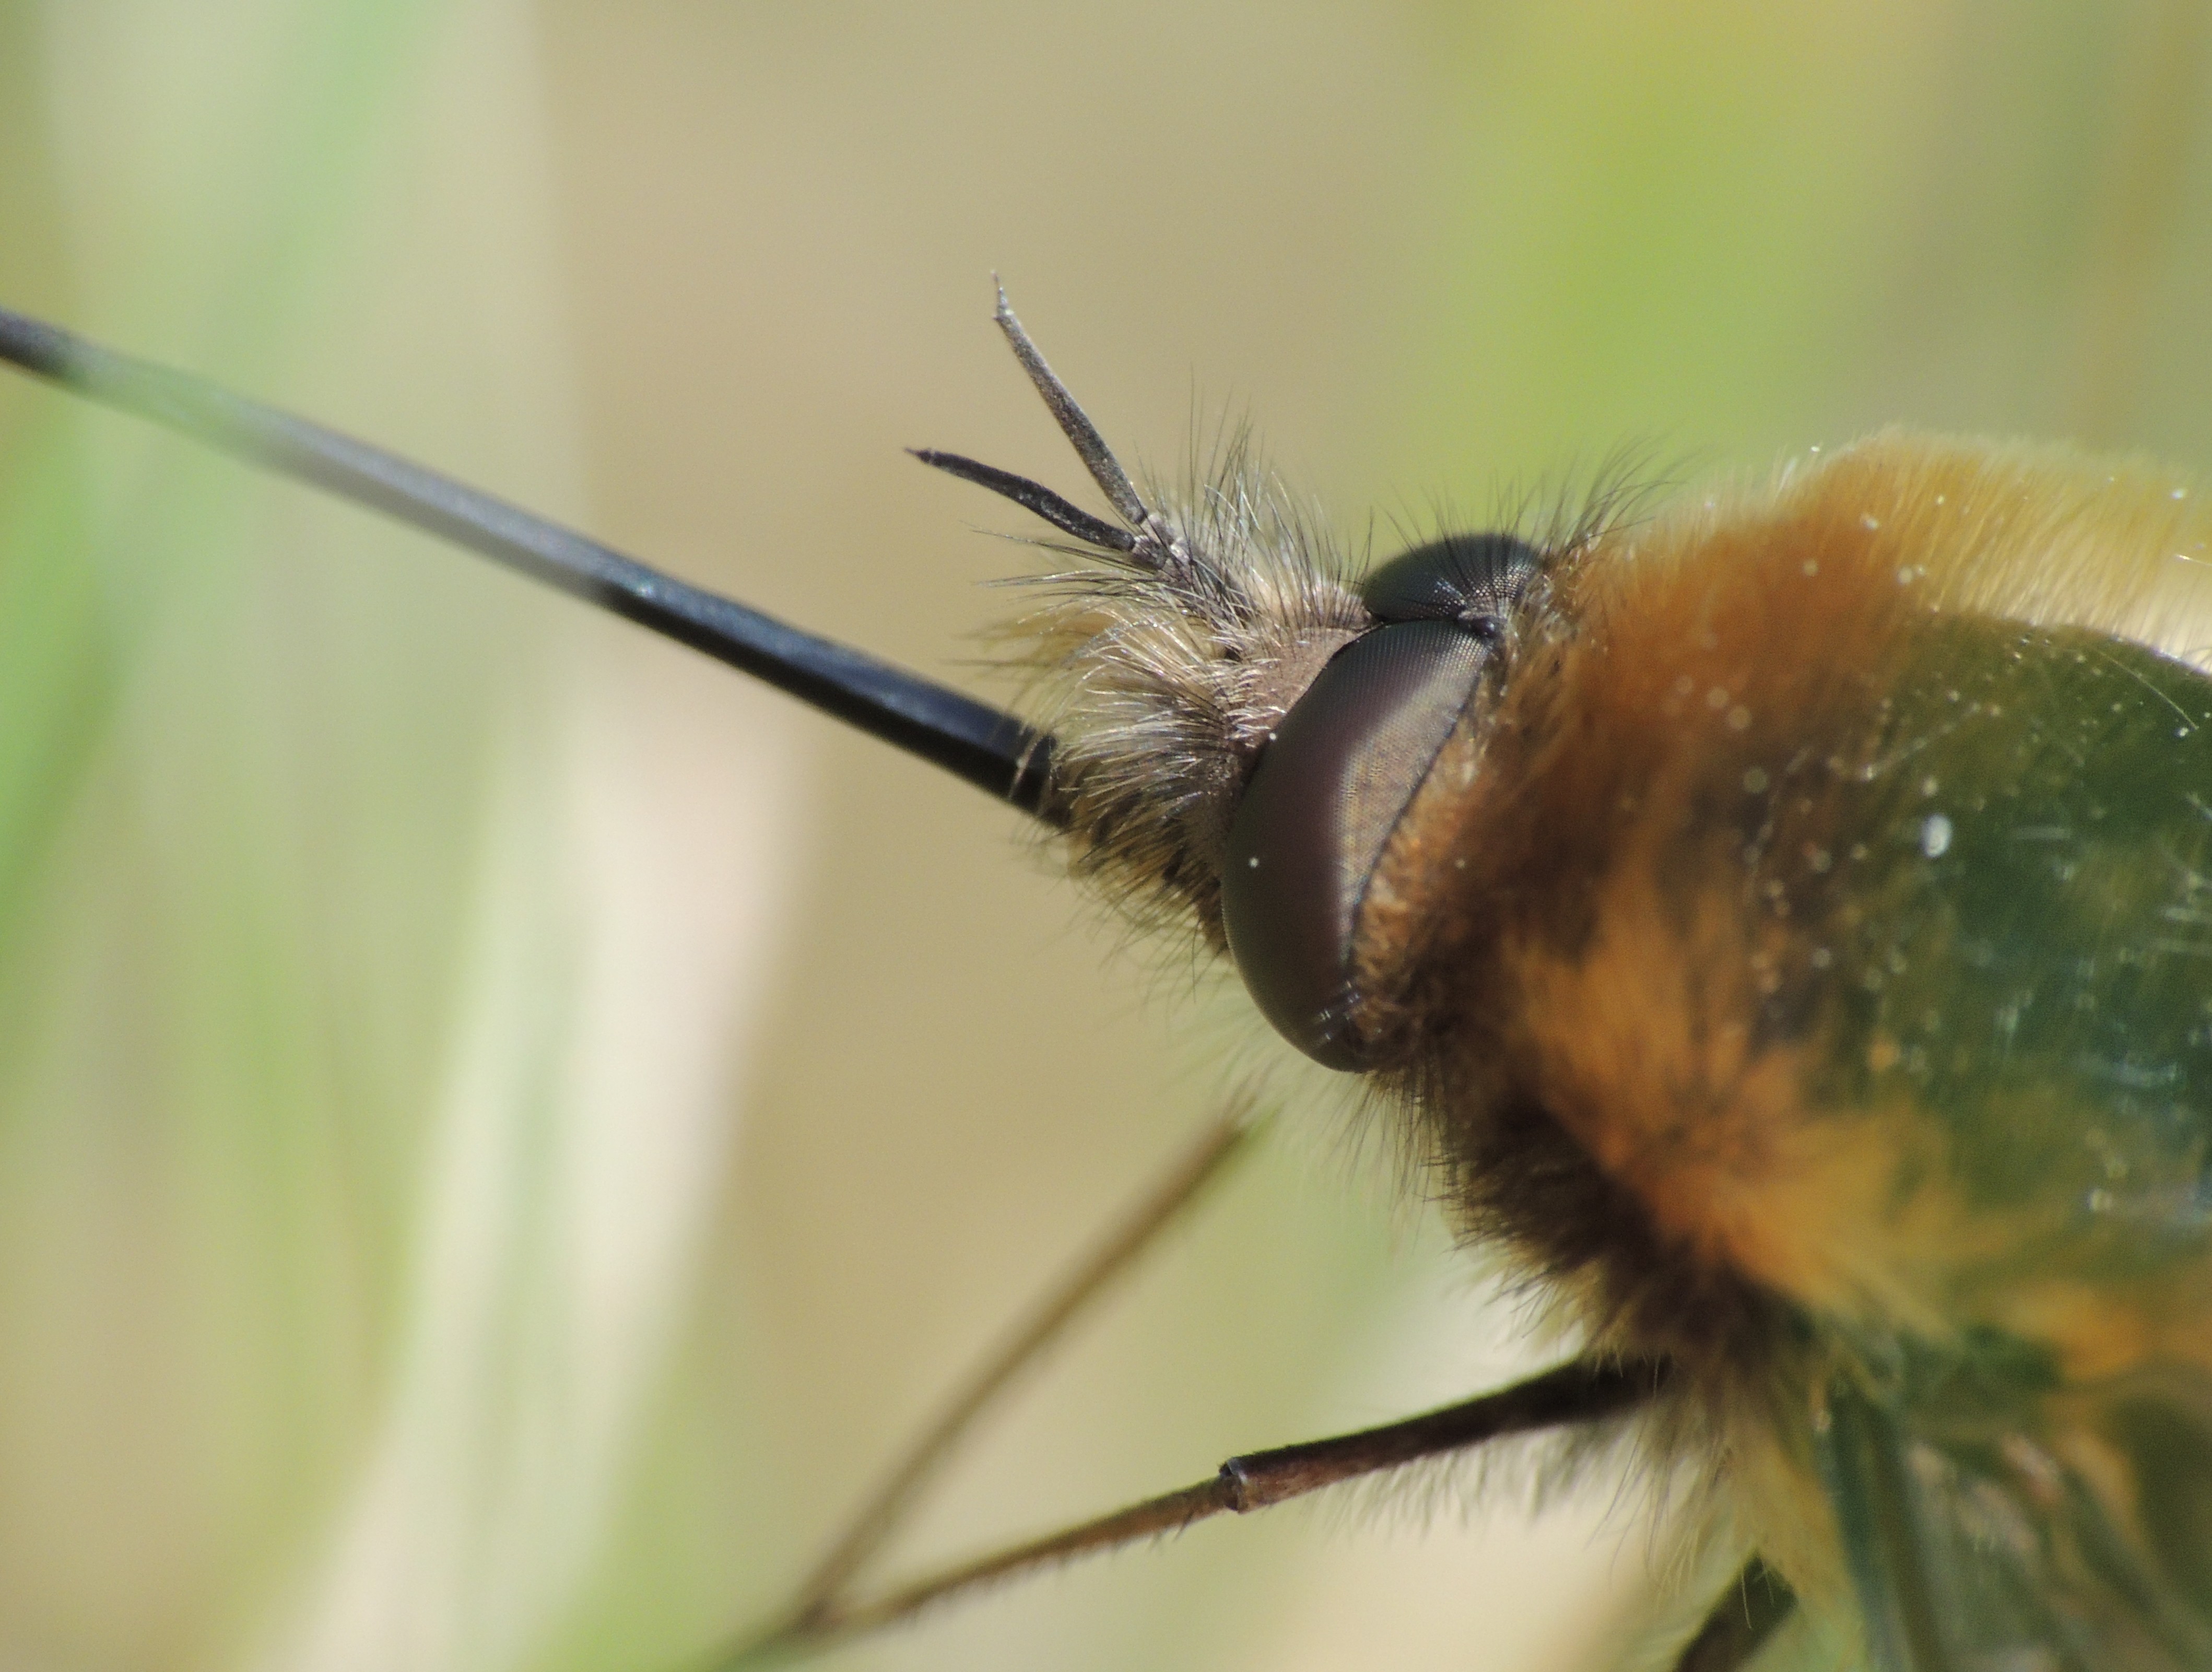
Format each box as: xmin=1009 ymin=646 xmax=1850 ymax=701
xmin=1673 ymin=1560 xmax=1795 ymax=1672
xmin=783 ymin=1100 xmax=1261 ymax=1623
xmin=724 ymin=1356 xmax=1670 ymax=1667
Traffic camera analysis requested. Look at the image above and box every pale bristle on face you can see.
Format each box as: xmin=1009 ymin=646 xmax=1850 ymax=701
xmin=998 ymin=442 xmax=1369 ymax=941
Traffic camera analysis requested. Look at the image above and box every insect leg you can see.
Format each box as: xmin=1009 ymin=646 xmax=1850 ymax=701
xmin=1670 ymin=1559 xmax=1794 ymax=1672
xmin=785 ymin=1098 xmax=1261 ymax=1619
xmin=731 ymin=1356 xmax=1669 ymax=1665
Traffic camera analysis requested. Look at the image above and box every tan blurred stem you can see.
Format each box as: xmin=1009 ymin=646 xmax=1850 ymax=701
xmin=786 ymin=1098 xmax=1262 ymax=1615
xmin=730 ymin=1357 xmax=1666 ymax=1667
xmin=2068 ymin=0 xmax=2207 ymax=442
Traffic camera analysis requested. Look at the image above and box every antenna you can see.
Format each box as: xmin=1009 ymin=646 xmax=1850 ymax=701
xmin=0 ymin=303 xmax=1061 ymax=824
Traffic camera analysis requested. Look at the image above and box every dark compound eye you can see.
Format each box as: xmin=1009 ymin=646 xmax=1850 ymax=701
xmin=1221 ymin=531 xmax=1542 ymax=1069
xmin=1361 ymin=531 xmax=1543 ymax=631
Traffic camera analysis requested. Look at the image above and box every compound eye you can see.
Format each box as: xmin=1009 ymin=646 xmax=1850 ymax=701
xmin=1362 ymin=531 xmax=1541 ymax=631
xmin=1221 ymin=619 xmax=1493 ymax=1068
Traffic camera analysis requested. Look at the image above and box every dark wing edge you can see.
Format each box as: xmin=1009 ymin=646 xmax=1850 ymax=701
xmin=1821 ymin=1367 xmax=2212 ymax=1672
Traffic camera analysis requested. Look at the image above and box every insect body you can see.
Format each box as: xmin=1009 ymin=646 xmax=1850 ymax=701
xmin=5 ymin=297 xmax=2212 ymax=1672
xmin=954 ymin=299 xmax=2212 ymax=1666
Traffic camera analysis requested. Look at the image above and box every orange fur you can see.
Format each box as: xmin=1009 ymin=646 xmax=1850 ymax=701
xmin=1339 ymin=437 xmax=2212 ymax=1621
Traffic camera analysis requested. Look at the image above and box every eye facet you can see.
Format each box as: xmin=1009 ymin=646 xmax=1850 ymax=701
xmin=1222 ymin=532 xmax=1539 ymax=1069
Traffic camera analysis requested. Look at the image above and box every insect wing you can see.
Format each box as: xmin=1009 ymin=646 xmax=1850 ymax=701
xmin=1783 ymin=446 xmax=2212 ymax=1672
xmin=1825 ymin=1370 xmax=2212 ymax=1672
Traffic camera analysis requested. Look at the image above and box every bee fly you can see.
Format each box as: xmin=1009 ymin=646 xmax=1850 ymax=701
xmin=7 ymin=289 xmax=2212 ymax=1672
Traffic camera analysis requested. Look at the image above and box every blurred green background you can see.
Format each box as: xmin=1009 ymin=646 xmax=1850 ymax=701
xmin=0 ymin=4 xmax=2206 ymax=1671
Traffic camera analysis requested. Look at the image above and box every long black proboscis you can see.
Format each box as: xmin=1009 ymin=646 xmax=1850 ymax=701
xmin=0 ymin=303 xmax=1061 ymax=823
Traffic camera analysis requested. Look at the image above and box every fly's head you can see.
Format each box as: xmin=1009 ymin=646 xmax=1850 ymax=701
xmin=923 ymin=293 xmax=1620 ymax=1073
